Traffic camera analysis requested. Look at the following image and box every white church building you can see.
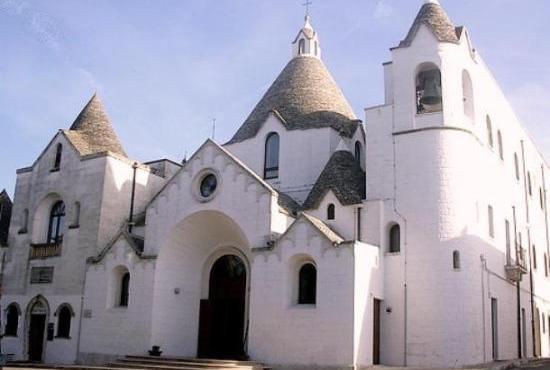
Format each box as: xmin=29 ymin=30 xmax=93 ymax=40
xmin=2 ymin=1 xmax=550 ymax=368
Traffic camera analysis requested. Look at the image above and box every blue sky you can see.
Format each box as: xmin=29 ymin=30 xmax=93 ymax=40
xmin=1 ymin=0 xmax=549 ymax=198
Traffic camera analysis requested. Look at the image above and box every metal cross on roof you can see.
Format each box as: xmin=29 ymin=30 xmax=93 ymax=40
xmin=302 ymin=0 xmax=313 ymax=17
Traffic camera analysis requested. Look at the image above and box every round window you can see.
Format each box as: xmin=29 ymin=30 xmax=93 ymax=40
xmin=200 ymin=174 xmax=218 ymax=198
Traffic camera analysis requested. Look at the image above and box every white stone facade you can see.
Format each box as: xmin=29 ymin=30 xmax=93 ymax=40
xmin=1 ymin=2 xmax=549 ymax=369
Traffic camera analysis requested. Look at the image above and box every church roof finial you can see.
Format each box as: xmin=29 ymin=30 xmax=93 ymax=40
xmin=302 ymin=0 xmax=313 ymax=19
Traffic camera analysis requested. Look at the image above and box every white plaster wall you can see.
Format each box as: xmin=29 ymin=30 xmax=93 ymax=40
xmin=353 ymin=242 xmax=383 ymax=367
xmin=364 ymin=21 xmax=550 ymax=367
xmin=79 ymin=239 xmax=155 ymax=359
xmin=224 ymin=114 xmax=348 ymax=204
xmin=145 ymin=141 xmax=294 ymax=357
xmin=306 ymin=190 xmax=357 ymax=241
xmin=248 ymin=219 xmax=355 ymax=368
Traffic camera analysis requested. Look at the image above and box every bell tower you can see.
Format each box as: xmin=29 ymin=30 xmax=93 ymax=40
xmin=292 ymin=16 xmax=321 ymax=59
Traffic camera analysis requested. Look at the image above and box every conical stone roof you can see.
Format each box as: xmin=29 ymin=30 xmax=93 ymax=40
xmin=227 ymin=56 xmax=359 ymax=144
xmin=64 ymin=94 xmax=127 ymax=157
xmin=397 ymin=0 xmax=460 ymax=48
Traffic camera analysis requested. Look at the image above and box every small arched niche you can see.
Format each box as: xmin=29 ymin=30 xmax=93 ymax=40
xmin=415 ymin=63 xmax=442 ymax=114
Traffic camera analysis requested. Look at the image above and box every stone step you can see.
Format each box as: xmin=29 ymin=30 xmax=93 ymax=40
xmin=125 ymin=356 xmax=261 ymax=367
xmin=5 ymin=365 xmax=113 ymax=370
xmin=110 ymin=361 xmax=262 ymax=370
xmin=119 ymin=358 xmax=261 ymax=369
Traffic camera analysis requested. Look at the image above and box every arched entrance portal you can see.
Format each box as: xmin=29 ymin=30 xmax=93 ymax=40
xmin=27 ymin=298 xmax=49 ymax=362
xmin=198 ymin=255 xmax=247 ymax=359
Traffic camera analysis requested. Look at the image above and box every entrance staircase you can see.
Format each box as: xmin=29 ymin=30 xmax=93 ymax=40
xmin=4 ymin=355 xmax=269 ymax=370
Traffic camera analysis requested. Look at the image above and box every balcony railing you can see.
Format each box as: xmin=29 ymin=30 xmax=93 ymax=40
xmin=30 ymin=241 xmax=62 ymax=259
xmin=505 ymin=248 xmax=528 ymax=282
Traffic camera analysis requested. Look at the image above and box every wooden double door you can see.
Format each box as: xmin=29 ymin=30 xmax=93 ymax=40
xmin=198 ymin=255 xmax=247 ymax=359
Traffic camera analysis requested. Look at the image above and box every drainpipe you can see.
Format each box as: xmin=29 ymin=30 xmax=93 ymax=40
xmin=520 ymin=141 xmax=537 ymax=357
xmin=128 ymin=162 xmax=138 ymax=233
xmin=513 ymin=206 xmax=522 ymax=358
xmin=527 ymin=230 xmax=537 ymax=357
xmin=480 ymin=255 xmax=487 ymax=363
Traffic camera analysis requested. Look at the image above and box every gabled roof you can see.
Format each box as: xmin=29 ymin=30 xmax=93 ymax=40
xmin=292 ymin=16 xmax=316 ymax=43
xmin=87 ymin=225 xmax=151 ymax=264
xmin=271 ymin=212 xmax=344 ymax=248
xmin=303 ymin=150 xmax=365 ymax=209
xmin=226 ymin=56 xmax=360 ymax=144
xmin=301 ymin=213 xmax=344 ymax=245
xmin=147 ymin=139 xmax=298 ymax=216
xmin=63 ymin=94 xmax=127 ymax=157
xmin=397 ymin=0 xmax=460 ymax=49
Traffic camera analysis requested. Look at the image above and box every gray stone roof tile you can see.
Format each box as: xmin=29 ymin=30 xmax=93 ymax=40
xmin=227 ymin=56 xmax=359 ymax=144
xmin=303 ymin=150 xmax=365 ymax=209
xmin=398 ymin=2 xmax=459 ymax=48
xmin=65 ymin=94 xmax=127 ymax=157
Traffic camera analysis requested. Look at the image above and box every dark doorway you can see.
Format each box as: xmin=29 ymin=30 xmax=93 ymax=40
xmin=198 ymin=255 xmax=247 ymax=359
xmin=491 ymin=298 xmax=498 ymax=360
xmin=373 ymin=299 xmax=381 ymax=365
xmin=28 ymin=314 xmax=46 ymax=362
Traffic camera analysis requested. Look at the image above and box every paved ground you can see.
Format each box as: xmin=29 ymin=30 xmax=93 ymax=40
xmin=512 ymin=359 xmax=550 ymax=370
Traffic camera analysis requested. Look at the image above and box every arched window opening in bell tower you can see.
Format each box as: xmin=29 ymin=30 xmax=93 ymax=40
xmin=415 ymin=64 xmax=442 ymax=114
xmin=299 ymin=39 xmax=306 ymax=55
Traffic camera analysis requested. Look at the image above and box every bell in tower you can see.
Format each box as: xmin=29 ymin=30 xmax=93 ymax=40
xmin=416 ymin=67 xmax=443 ymax=113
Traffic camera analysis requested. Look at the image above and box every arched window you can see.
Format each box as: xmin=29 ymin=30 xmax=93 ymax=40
xmin=540 ymin=188 xmax=545 ymax=210
xmin=264 ymin=133 xmax=280 ymax=179
xmin=56 ymin=305 xmax=72 ymax=338
xmin=528 ymin=172 xmax=532 ymax=196
xmin=462 ymin=71 xmax=475 ymax=123
xmin=47 ymin=201 xmax=65 ymax=244
xmin=486 ymin=117 xmax=493 ymax=148
xmin=545 ymin=253 xmax=548 ymax=277
xmin=354 ymin=141 xmax=363 ymax=165
xmin=53 ymin=143 xmax=62 ymax=170
xmin=497 ymin=131 xmax=503 ymax=160
xmin=327 ymin=204 xmax=335 ymax=220
xmin=314 ymin=41 xmax=318 ymax=56
xmin=389 ymin=224 xmax=400 ymax=253
xmin=298 ymin=263 xmax=316 ymax=304
xmin=514 ymin=153 xmax=520 ymax=180
xmin=453 ymin=250 xmax=461 ymax=269
xmin=119 ymin=272 xmax=130 ymax=307
xmin=5 ymin=304 xmax=19 ymax=336
xmin=533 ymin=246 xmax=537 ymax=270
xmin=416 ymin=64 xmax=442 ymax=114
xmin=298 ymin=39 xmax=305 ymax=55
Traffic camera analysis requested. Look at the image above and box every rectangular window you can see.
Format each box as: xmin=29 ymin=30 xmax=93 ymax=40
xmin=545 ymin=253 xmax=548 ymax=277
xmin=488 ymin=206 xmax=494 ymax=238
xmin=505 ymin=220 xmax=511 ymax=264
xmin=30 ymin=267 xmax=54 ymax=284
xmin=533 ymin=245 xmax=538 ymax=270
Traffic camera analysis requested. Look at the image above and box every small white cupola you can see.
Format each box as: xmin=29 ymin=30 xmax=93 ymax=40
xmin=292 ymin=16 xmax=321 ymax=59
